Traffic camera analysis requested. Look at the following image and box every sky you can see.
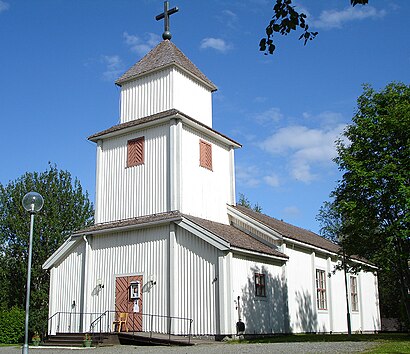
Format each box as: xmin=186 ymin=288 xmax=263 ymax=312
xmin=0 ymin=0 xmax=409 ymax=234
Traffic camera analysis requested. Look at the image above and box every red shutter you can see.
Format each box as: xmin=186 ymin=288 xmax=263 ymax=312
xmin=127 ymin=137 xmax=144 ymax=167
xmin=199 ymin=140 xmax=212 ymax=170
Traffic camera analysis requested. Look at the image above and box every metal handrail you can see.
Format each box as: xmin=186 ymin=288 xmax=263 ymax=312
xmin=89 ymin=310 xmax=109 ymax=332
xmin=88 ymin=310 xmax=194 ymax=344
xmin=46 ymin=311 xmax=103 ymax=335
xmin=46 ymin=310 xmax=194 ymax=345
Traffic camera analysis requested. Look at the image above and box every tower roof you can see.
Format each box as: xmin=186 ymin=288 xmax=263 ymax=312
xmin=115 ymin=40 xmax=217 ymax=91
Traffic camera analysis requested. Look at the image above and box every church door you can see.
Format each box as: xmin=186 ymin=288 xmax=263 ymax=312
xmin=115 ymin=275 xmax=143 ymax=332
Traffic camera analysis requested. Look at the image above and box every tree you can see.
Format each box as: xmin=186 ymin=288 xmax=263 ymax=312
xmin=260 ymin=0 xmax=369 ymax=54
xmin=0 ymin=164 xmax=94 ymax=335
xmin=237 ymin=193 xmax=263 ymax=213
xmin=318 ymin=82 xmax=410 ymax=326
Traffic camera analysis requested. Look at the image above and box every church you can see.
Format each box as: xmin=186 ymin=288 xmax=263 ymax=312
xmin=43 ymin=3 xmax=380 ymax=338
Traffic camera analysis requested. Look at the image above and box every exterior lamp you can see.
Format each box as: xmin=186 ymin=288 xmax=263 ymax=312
xmin=22 ymin=192 xmax=44 ymax=354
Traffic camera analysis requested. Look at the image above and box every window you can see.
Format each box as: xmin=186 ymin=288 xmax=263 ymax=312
xmin=127 ymin=137 xmax=144 ymax=167
xmin=316 ymin=269 xmax=327 ymax=310
xmin=255 ymin=273 xmax=266 ymax=297
xmin=199 ymin=139 xmax=212 ymax=170
xmin=350 ymin=276 xmax=359 ymax=312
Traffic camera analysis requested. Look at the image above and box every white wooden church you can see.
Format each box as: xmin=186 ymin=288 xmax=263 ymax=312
xmin=43 ymin=8 xmax=380 ymax=337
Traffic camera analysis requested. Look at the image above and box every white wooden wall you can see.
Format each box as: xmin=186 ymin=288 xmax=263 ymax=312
xmin=173 ymin=69 xmax=213 ymax=127
xmin=180 ymin=125 xmax=233 ymax=224
xmin=120 ymin=67 xmax=213 ymax=127
xmin=284 ymin=244 xmax=381 ymax=333
xmin=48 ymin=241 xmax=84 ymax=334
xmin=95 ymin=123 xmax=169 ymax=223
xmin=230 ymin=254 xmax=285 ymax=334
xmin=48 ymin=225 xmax=222 ymax=336
xmin=173 ymin=226 xmax=219 ymax=335
xmin=86 ymin=226 xmax=169 ymax=333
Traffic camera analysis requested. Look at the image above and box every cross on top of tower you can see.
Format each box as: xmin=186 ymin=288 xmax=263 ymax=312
xmin=155 ymin=1 xmax=179 ymax=40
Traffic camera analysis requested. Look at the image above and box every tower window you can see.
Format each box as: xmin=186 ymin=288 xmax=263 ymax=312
xmin=199 ymin=139 xmax=212 ymax=170
xmin=127 ymin=137 xmax=144 ymax=167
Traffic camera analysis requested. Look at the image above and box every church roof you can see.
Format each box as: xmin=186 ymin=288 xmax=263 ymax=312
xmin=72 ymin=211 xmax=182 ymax=235
xmin=115 ymin=39 xmax=217 ymax=91
xmin=70 ymin=210 xmax=287 ymax=260
xmin=232 ymin=205 xmax=341 ymax=254
xmin=183 ymin=214 xmax=288 ymax=259
xmin=87 ymin=108 xmax=241 ymax=147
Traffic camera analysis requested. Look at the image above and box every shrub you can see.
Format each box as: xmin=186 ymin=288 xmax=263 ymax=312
xmin=0 ymin=307 xmax=25 ymax=344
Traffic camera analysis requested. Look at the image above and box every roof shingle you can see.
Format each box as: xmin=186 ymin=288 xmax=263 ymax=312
xmin=233 ymin=205 xmax=340 ymax=254
xmin=115 ymin=40 xmax=217 ymax=91
xmin=183 ymin=214 xmax=288 ymax=259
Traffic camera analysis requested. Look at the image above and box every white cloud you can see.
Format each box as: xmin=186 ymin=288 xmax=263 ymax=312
xmin=259 ymin=120 xmax=346 ymax=183
xmin=263 ymin=173 xmax=280 ymax=187
xmin=220 ymin=9 xmax=238 ymax=29
xmin=123 ymin=32 xmax=160 ymax=56
xmin=235 ymin=164 xmax=261 ymax=187
xmin=313 ymin=6 xmax=386 ymax=29
xmin=254 ymin=107 xmax=283 ymax=125
xmin=283 ymin=206 xmax=301 ymax=218
xmin=0 ymin=1 xmax=9 ymax=13
xmin=101 ymin=55 xmax=124 ymax=81
xmin=200 ymin=38 xmax=232 ymax=53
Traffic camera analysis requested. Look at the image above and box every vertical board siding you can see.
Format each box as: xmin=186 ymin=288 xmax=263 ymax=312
xmin=284 ymin=246 xmax=315 ymax=333
xmin=120 ymin=69 xmax=173 ymax=123
xmin=95 ymin=124 xmax=168 ymax=223
xmin=88 ymin=226 xmax=168 ymax=333
xmin=173 ymin=69 xmax=213 ymax=127
xmin=49 ymin=241 xmax=84 ymax=334
xmin=120 ymin=67 xmax=213 ymax=127
xmin=180 ymin=125 xmax=231 ymax=224
xmin=230 ymin=255 xmax=284 ymax=334
xmin=174 ymin=226 xmax=218 ymax=335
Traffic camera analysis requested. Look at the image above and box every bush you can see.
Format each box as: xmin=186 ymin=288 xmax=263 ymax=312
xmin=0 ymin=307 xmax=25 ymax=344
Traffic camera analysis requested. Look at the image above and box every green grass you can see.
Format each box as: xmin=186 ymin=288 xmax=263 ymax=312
xmin=229 ymin=333 xmax=410 ymax=352
xmin=363 ymin=340 xmax=410 ymax=354
xmin=230 ymin=333 xmax=409 ymax=344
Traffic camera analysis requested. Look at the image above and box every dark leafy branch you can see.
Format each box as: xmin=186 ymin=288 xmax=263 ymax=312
xmin=260 ymin=0 xmax=369 ymax=54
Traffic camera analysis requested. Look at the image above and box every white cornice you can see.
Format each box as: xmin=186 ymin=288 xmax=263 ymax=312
xmin=176 ymin=218 xmax=230 ymax=251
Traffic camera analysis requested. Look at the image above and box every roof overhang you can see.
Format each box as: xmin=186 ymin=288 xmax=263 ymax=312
xmin=176 ymin=217 xmax=230 ymax=251
xmin=227 ymin=205 xmax=283 ymax=242
xmin=42 ymin=235 xmax=83 ymax=270
xmin=88 ymin=110 xmax=241 ymax=149
xmin=231 ymin=246 xmax=288 ymax=262
xmin=116 ymin=62 xmax=218 ymax=92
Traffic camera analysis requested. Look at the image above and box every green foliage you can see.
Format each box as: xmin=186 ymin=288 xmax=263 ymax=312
xmin=260 ymin=0 xmax=369 ymax=54
xmin=0 ymin=307 xmax=25 ymax=344
xmin=318 ymin=82 xmax=410 ymax=325
xmin=237 ymin=193 xmax=262 ymax=213
xmin=0 ymin=164 xmax=94 ymax=337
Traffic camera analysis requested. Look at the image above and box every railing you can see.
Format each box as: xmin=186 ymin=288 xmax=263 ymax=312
xmin=89 ymin=310 xmax=194 ymax=345
xmin=46 ymin=311 xmax=106 ymax=336
xmin=46 ymin=310 xmax=193 ymax=345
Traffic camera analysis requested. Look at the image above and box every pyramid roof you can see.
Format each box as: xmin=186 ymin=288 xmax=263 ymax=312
xmin=115 ymin=40 xmax=217 ymax=91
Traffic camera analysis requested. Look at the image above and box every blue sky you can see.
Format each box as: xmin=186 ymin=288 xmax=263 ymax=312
xmin=0 ymin=0 xmax=408 ymax=234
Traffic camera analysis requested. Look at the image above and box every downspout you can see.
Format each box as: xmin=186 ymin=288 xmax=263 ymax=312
xmin=80 ymin=235 xmax=90 ymax=332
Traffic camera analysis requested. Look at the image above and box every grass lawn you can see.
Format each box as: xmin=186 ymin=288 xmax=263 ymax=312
xmin=230 ymin=333 xmax=410 ymax=352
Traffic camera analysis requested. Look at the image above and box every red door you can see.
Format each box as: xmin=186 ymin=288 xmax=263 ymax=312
xmin=115 ymin=275 xmax=143 ymax=331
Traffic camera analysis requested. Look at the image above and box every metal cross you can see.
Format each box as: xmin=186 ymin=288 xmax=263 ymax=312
xmin=155 ymin=1 xmax=179 ymax=40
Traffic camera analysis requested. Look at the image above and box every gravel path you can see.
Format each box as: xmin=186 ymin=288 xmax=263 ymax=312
xmin=0 ymin=342 xmax=378 ymax=354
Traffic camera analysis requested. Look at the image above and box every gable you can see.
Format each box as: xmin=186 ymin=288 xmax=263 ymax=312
xmin=230 ymin=204 xmax=340 ymax=255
